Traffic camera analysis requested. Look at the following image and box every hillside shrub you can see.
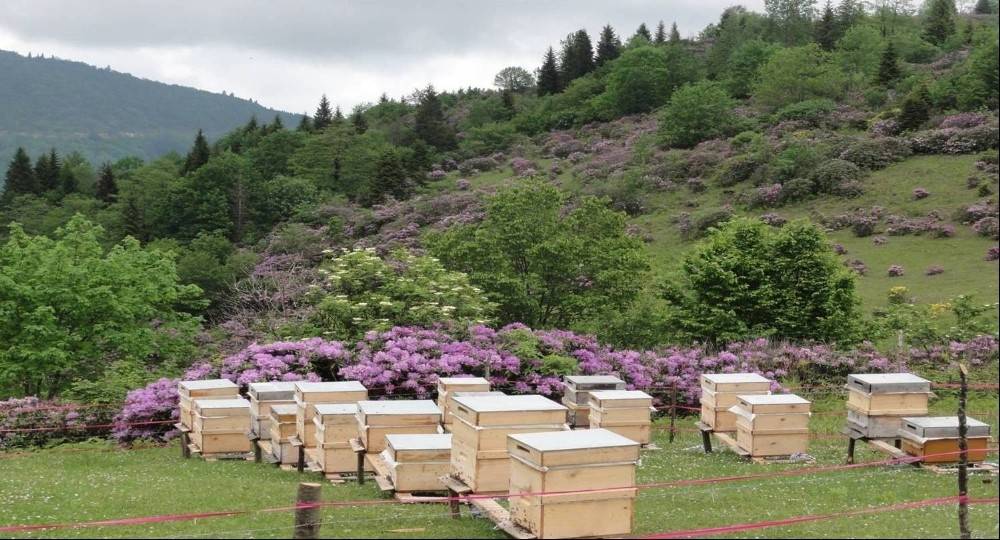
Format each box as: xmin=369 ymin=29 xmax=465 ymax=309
xmin=909 ymin=125 xmax=999 ymax=154
xmin=809 ymin=159 xmax=864 ymax=194
xmin=658 ymin=81 xmax=736 ymax=148
xmin=839 ymin=137 xmax=912 ymax=169
xmin=716 ymin=154 xmax=763 ymax=187
xmin=1 ymin=397 xmax=116 ymax=449
xmin=773 ymin=99 xmax=836 ymax=126
xmin=781 ymin=178 xmax=816 ymax=202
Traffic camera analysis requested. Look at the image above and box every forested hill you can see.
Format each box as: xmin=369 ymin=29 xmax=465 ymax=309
xmin=0 ymin=50 xmax=296 ymax=163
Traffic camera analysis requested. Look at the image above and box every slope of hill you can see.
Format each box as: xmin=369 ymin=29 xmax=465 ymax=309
xmin=0 ymin=50 xmax=296 ymax=163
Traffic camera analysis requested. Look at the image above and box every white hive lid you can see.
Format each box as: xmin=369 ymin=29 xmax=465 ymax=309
xmin=313 ymin=403 xmax=359 ymax=416
xmin=451 ymin=394 xmax=566 ymax=412
xmin=509 ymin=428 xmax=639 ymax=451
xmin=438 ymin=377 xmax=490 ymax=385
xmin=294 ymin=381 xmax=367 ymax=392
xmin=386 ymin=433 xmax=452 ymax=450
xmin=180 ymin=379 xmax=237 ymax=390
xmin=739 ymin=394 xmax=810 ymax=405
xmin=564 ymin=375 xmax=625 ymax=385
xmin=701 ymin=373 xmax=770 ymax=384
xmin=357 ymin=400 xmax=441 ymax=415
xmin=588 ymin=390 xmax=652 ymax=400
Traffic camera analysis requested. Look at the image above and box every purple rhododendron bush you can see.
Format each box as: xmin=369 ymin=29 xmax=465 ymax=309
xmin=0 ymin=397 xmax=116 ymax=450
xmin=111 ymin=324 xmax=999 ymax=444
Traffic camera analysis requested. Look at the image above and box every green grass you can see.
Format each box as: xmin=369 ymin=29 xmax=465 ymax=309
xmin=3 ymin=392 xmax=998 ymax=539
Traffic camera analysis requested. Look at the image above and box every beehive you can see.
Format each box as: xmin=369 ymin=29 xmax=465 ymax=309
xmin=437 ymin=377 xmax=491 ymax=427
xmin=247 ymin=381 xmax=296 ymax=440
xmin=268 ymin=403 xmax=298 ymax=464
xmin=508 ymin=429 xmax=639 ymax=539
xmin=380 ymin=433 xmax=452 ymax=492
xmin=177 ymin=379 xmax=239 ymax=430
xmin=356 ymin=400 xmax=442 ymax=453
xmin=294 ymin=381 xmax=368 ymax=448
xmin=699 ymin=373 xmax=771 ymax=432
xmin=730 ymin=394 xmax=811 ymax=457
xmin=310 ymin=403 xmax=359 ymax=473
xmin=190 ymin=398 xmax=251 ymax=454
xmin=561 ymin=375 xmax=625 ymax=427
xmin=444 ymin=391 xmax=507 ymax=432
xmin=587 ymin=390 xmax=654 ymax=444
xmin=844 ymin=373 xmax=932 ymax=438
xmin=898 ymin=416 xmax=992 ymax=463
xmin=450 ymin=394 xmax=568 ymax=493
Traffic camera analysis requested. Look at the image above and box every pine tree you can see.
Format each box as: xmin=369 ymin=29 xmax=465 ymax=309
xmin=333 ymin=105 xmax=345 ymax=125
xmin=876 ymin=41 xmax=901 ymax=86
xmin=923 ymin=0 xmax=956 ymax=46
xmin=2 ymin=147 xmax=37 ymax=200
xmin=559 ymin=29 xmax=595 ymax=83
xmin=181 ymin=129 xmax=211 ymax=176
xmin=244 ymin=115 xmax=259 ymax=133
xmin=379 ymin=93 xmax=390 ymax=105
xmin=122 ymin=196 xmax=147 ymax=242
xmin=313 ymin=94 xmax=334 ymax=130
xmin=268 ymin=114 xmax=284 ymax=133
xmin=58 ymin=164 xmax=78 ymax=194
xmin=898 ymin=84 xmax=932 ymax=131
xmin=297 ymin=114 xmax=312 ymax=132
xmin=351 ymin=107 xmax=368 ymax=134
xmin=654 ymin=21 xmax=667 ymax=44
xmin=95 ymin=162 xmax=118 ymax=203
xmin=669 ymin=22 xmax=681 ymax=43
xmin=34 ymin=148 xmax=60 ymax=191
xmin=595 ymin=25 xmax=622 ymax=66
xmin=537 ymin=46 xmax=562 ymax=95
xmin=816 ymin=1 xmax=838 ymax=50
xmin=974 ymin=0 xmax=995 ymax=14
xmin=368 ymin=149 xmax=409 ymax=204
xmin=414 ymin=86 xmax=456 ymax=150
xmin=836 ymin=0 xmax=862 ymax=32
xmin=634 ymin=23 xmax=652 ymax=43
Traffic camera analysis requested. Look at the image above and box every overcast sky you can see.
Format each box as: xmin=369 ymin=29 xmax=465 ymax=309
xmin=1 ymin=0 xmax=764 ymax=114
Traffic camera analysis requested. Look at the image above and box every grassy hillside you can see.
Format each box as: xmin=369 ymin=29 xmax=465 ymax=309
xmin=0 ymin=50 xmax=297 ymax=164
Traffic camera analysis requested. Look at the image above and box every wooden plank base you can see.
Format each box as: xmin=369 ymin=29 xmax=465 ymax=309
xmin=696 ymin=421 xmax=714 ymax=453
xmin=712 ymin=431 xmax=750 ymax=460
xmin=187 ymin=443 xmax=250 ymax=461
xmin=923 ymin=462 xmax=998 ymax=476
xmin=751 ymin=453 xmax=816 ymax=465
xmin=439 ymin=475 xmax=535 ymax=539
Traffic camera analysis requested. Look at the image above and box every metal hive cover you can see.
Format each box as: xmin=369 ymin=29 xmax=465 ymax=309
xmin=899 ymin=416 xmax=991 ymax=438
xmin=564 ymin=375 xmax=625 ymax=385
xmin=357 ymin=400 xmax=441 ymax=415
xmin=294 ymin=381 xmax=366 ymax=392
xmin=313 ymin=403 xmax=359 ymax=416
xmin=179 ymin=379 xmax=237 ymax=390
xmin=386 ymin=433 xmax=452 ymax=450
xmin=451 ymin=394 xmax=566 ymax=412
xmin=509 ymin=428 xmax=639 ymax=451
xmin=847 ymin=373 xmax=931 ymax=394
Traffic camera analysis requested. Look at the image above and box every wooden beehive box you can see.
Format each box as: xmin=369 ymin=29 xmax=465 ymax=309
xmin=587 ymin=390 xmax=653 ymax=444
xmin=699 ymin=373 xmax=771 ymax=432
xmin=437 ymin=377 xmax=490 ymax=425
xmin=845 ymin=373 xmax=931 ymax=416
xmin=736 ymin=394 xmax=811 ymax=415
xmin=294 ymin=381 xmax=368 ymax=447
xmin=247 ymin=381 xmax=296 ymax=439
xmin=191 ymin=398 xmax=251 ymax=454
xmin=898 ymin=416 xmax=992 ymax=463
xmin=268 ymin=403 xmax=298 ymax=464
xmin=444 ymin=391 xmax=506 ymax=431
xmin=313 ymin=403 xmax=358 ymax=446
xmin=450 ymin=395 xmax=569 ymax=493
xmin=177 ymin=379 xmax=239 ymax=429
xmin=845 ymin=409 xmax=907 ymax=439
xmin=508 ymin=429 xmax=639 ymax=539
xmin=730 ymin=394 xmax=810 ymax=457
xmin=356 ymin=400 xmax=442 ymax=453
xmin=562 ymin=375 xmax=626 ymax=427
xmin=381 ymin=433 xmax=452 ymax=492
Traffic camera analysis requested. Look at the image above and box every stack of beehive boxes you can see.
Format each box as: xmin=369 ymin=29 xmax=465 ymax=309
xmin=437 ymin=377 xmax=491 ymax=430
xmin=898 ymin=416 xmax=992 ymax=463
xmin=177 ymin=379 xmax=239 ymax=430
xmin=508 ymin=429 xmax=640 ymax=539
xmin=268 ymin=403 xmax=298 ymax=464
xmin=247 ymin=381 xmax=296 ymax=440
xmin=294 ymin=381 xmax=368 ymax=450
xmin=381 ymin=433 xmax=453 ymax=492
xmin=450 ymin=394 xmax=568 ymax=492
xmin=699 ymin=373 xmax=771 ymax=432
xmin=730 ymin=394 xmax=811 ymax=457
xmin=190 ymin=398 xmax=252 ymax=455
xmin=587 ymin=390 xmax=654 ymax=445
xmin=312 ymin=403 xmax=360 ymax=473
xmin=561 ymin=375 xmax=625 ymax=428
xmin=356 ymin=400 xmax=443 ymax=453
xmin=845 ymin=373 xmax=932 ymax=439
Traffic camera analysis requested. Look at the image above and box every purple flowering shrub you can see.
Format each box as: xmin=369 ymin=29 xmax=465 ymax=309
xmin=987 ymin=246 xmax=999 ymax=261
xmin=912 ymin=188 xmax=930 ymax=199
xmin=2 ymin=397 xmax=115 ymax=449
xmin=887 ymin=264 xmax=905 ymax=277
xmin=112 ymin=378 xmax=180 ymax=444
xmin=925 ymin=265 xmax=944 ymax=276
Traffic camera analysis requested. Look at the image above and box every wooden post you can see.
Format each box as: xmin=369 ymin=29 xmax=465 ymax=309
xmin=957 ymin=363 xmax=970 ymax=540
xmin=292 ymin=482 xmax=322 ymax=539
xmin=297 ymin=445 xmax=305 ymax=474
xmin=356 ymin=448 xmax=366 ymax=485
xmin=700 ymin=428 xmax=712 ymax=453
xmin=448 ymin=487 xmax=461 ymax=519
xmin=180 ymin=430 xmax=191 ymax=459
xmin=668 ymin=384 xmax=678 ymax=444
xmin=252 ymin=437 xmax=262 ymax=463
xmin=846 ymin=437 xmax=856 ymax=465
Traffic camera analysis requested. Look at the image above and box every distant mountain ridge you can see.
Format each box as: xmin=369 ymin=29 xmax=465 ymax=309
xmin=0 ymin=50 xmax=297 ymax=163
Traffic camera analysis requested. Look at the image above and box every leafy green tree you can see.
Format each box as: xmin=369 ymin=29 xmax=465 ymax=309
xmin=313 ymin=94 xmax=334 ymax=130
xmin=601 ymin=46 xmax=677 ymax=115
xmin=765 ymin=0 xmax=817 ymax=45
xmin=310 ymin=248 xmax=494 ymax=340
xmin=923 ymin=0 xmax=956 ymax=45
xmin=2 ymin=147 xmax=38 ymax=201
xmin=0 ymin=215 xmax=204 ymax=397
xmin=835 ymin=25 xmax=886 ymax=79
xmin=662 ymin=218 xmax=862 ymax=345
xmin=171 ymin=152 xmax=262 ymax=242
xmin=956 ymin=37 xmax=999 ymax=110
xmin=180 ymin=129 xmax=210 ymax=176
xmin=723 ymin=39 xmax=780 ymax=98
xmin=705 ymin=6 xmax=771 ymax=79
xmin=654 ymin=21 xmax=667 ymax=44
xmin=897 ymin=84 xmax=931 ymax=131
xmin=537 ymin=47 xmax=562 ymax=96
xmin=427 ymin=181 xmax=649 ymax=329
xmin=494 ymin=66 xmax=535 ymax=91
xmin=815 ymin=1 xmax=838 ymax=50
xmin=595 ymin=25 xmax=622 ymax=66
xmin=836 ymin=0 xmax=864 ymax=30
xmin=414 ymin=85 xmax=456 ymax=151
xmin=753 ymin=44 xmax=847 ymax=109
xmin=246 ymin=129 xmax=305 ymax=181
xmin=659 ymin=81 xmax=736 ymax=148
xmin=877 ymin=41 xmax=901 ymax=86
xmin=95 ymin=162 xmax=118 ymax=203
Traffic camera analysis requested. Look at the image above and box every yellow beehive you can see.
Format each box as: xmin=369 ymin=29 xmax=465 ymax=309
xmin=268 ymin=403 xmax=298 ymax=464
xmin=699 ymin=373 xmax=771 ymax=432
xmin=177 ymin=379 xmax=239 ymax=430
xmin=587 ymin=390 xmax=654 ymax=445
xmin=190 ymin=398 xmax=251 ymax=454
xmin=294 ymin=381 xmax=368 ymax=448
xmin=730 ymin=394 xmax=811 ymax=457
xmin=381 ymin=433 xmax=452 ymax=492
xmin=437 ymin=377 xmax=491 ymax=426
xmin=449 ymin=394 xmax=568 ymax=493
xmin=508 ymin=429 xmax=639 ymax=539
xmin=356 ymin=400 xmax=442 ymax=453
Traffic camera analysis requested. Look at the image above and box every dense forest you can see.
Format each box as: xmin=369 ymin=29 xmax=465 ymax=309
xmin=0 ymin=0 xmax=998 ymax=438
xmin=0 ymin=50 xmax=296 ymax=163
